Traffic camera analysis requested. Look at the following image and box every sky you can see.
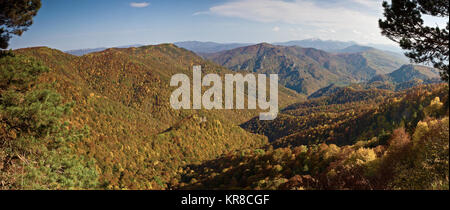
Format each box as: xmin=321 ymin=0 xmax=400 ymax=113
xmin=9 ymin=0 xmax=448 ymax=51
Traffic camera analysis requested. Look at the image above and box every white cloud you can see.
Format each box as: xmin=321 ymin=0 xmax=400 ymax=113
xmin=272 ymin=26 xmax=280 ymax=32
xmin=130 ymin=2 xmax=150 ymax=8
xmin=351 ymin=0 xmax=381 ymax=9
xmin=206 ymin=0 xmax=377 ymax=25
xmin=353 ymin=30 xmax=362 ymax=35
xmin=193 ymin=11 xmax=209 ymax=16
xmin=197 ymin=0 xmax=392 ymax=44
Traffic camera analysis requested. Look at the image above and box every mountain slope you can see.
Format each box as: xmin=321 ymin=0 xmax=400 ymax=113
xmin=370 ymin=64 xmax=440 ymax=84
xmin=65 ymin=47 xmax=107 ymax=56
xmin=4 ymin=45 xmax=447 ymax=191
xmin=242 ymin=84 xmax=447 ymax=148
xmin=65 ymin=44 xmax=144 ymax=56
xmin=275 ymin=41 xmax=408 ymax=74
xmin=336 ymin=45 xmax=375 ymax=53
xmin=275 ymin=39 xmax=404 ymax=54
xmin=174 ymin=41 xmax=252 ymax=54
xmin=179 ymin=84 xmax=449 ymax=190
xmin=274 ymin=39 xmax=357 ymax=52
xmin=336 ymin=46 xmax=408 ymax=75
xmin=204 ymin=43 xmax=406 ymax=95
xmin=12 ymin=45 xmax=302 ymax=189
xmin=308 ymin=64 xmax=442 ymax=99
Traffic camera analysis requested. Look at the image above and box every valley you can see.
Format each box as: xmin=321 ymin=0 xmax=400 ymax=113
xmin=203 ymin=43 xmax=411 ymax=95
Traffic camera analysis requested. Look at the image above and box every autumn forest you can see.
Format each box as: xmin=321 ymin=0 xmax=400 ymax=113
xmin=0 ymin=0 xmax=449 ymax=191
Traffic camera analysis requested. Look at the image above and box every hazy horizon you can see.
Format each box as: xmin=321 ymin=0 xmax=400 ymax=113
xmin=13 ymin=39 xmax=403 ymax=53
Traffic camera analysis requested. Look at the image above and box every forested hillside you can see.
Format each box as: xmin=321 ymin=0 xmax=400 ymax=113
xmin=306 ymin=64 xmax=442 ymax=100
xmin=1 ymin=44 xmax=447 ymax=190
xmin=1 ymin=45 xmax=301 ymax=189
xmin=204 ymin=43 xmax=407 ymax=95
xmin=179 ymin=84 xmax=449 ymax=190
xmin=1 ymin=0 xmax=448 ymax=193
xmin=370 ymin=64 xmax=440 ymax=83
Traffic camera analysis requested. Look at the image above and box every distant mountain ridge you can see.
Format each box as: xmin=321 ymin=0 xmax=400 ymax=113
xmin=336 ymin=45 xmax=409 ymax=74
xmin=173 ymin=39 xmax=404 ymax=54
xmin=276 ymin=39 xmax=405 ymax=54
xmin=174 ymin=41 xmax=408 ymax=76
xmin=274 ymin=39 xmax=357 ymax=52
xmin=65 ymin=41 xmax=411 ymax=97
xmin=174 ymin=41 xmax=252 ymax=54
xmin=369 ymin=64 xmax=440 ymax=84
xmin=204 ymin=43 xmax=408 ymax=95
xmin=309 ymin=64 xmax=442 ymax=99
xmin=65 ymin=44 xmax=144 ymax=56
xmin=336 ymin=45 xmax=376 ymax=53
xmin=65 ymin=39 xmax=405 ymax=58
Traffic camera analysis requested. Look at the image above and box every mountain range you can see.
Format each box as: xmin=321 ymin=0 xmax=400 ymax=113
xmin=306 ymin=64 xmax=441 ymax=99
xmin=174 ymin=39 xmax=405 ymax=54
xmin=369 ymin=64 xmax=440 ymax=84
xmin=65 ymin=44 xmax=144 ymax=56
xmin=203 ymin=43 xmax=409 ymax=95
xmin=274 ymin=39 xmax=357 ymax=52
xmin=65 ymin=39 xmax=405 ymax=56
xmin=64 ymin=40 xmax=412 ymax=96
xmin=9 ymin=44 xmax=301 ymax=189
xmin=173 ymin=41 xmax=252 ymax=54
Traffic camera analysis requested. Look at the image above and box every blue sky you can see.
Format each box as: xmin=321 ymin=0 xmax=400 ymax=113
xmin=9 ymin=0 xmax=448 ymax=51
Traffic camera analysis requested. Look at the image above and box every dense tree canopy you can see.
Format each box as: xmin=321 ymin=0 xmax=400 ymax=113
xmin=379 ymin=0 xmax=449 ymax=82
xmin=2 ymin=44 xmax=448 ymax=190
xmin=0 ymin=54 xmax=98 ymax=189
xmin=0 ymin=0 xmax=41 ymax=49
